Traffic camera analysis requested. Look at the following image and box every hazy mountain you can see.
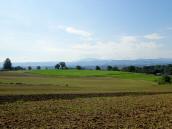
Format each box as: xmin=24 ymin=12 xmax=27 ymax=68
xmin=1 ymin=58 xmax=172 ymax=69
xmin=0 ymin=61 xmax=58 ymax=69
xmin=69 ymin=58 xmax=172 ymax=67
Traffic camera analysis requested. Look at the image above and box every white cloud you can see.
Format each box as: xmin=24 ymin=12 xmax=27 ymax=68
xmin=70 ymin=36 xmax=164 ymax=60
xmin=120 ymin=36 xmax=137 ymax=43
xmin=52 ymin=25 xmax=93 ymax=38
xmin=0 ymin=34 xmax=171 ymax=62
xmin=144 ymin=33 xmax=163 ymax=40
xmin=65 ymin=27 xmax=92 ymax=37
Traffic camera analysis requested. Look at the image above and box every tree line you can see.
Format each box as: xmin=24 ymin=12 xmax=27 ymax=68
xmin=1 ymin=58 xmax=172 ymax=76
xmin=121 ymin=65 xmax=172 ymax=75
xmin=1 ymin=58 xmax=69 ymax=71
xmin=0 ymin=58 xmax=119 ymax=71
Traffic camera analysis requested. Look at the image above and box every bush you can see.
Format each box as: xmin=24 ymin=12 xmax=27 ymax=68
xmin=28 ymin=66 xmax=32 ymax=70
xmin=55 ymin=64 xmax=60 ymax=69
xmin=76 ymin=65 xmax=82 ymax=70
xmin=96 ymin=66 xmax=101 ymax=70
xmin=107 ymin=65 xmax=113 ymax=71
xmin=37 ymin=66 xmax=41 ymax=70
xmin=112 ymin=66 xmax=119 ymax=71
xmin=158 ymin=75 xmax=171 ymax=84
xmin=13 ymin=66 xmax=25 ymax=70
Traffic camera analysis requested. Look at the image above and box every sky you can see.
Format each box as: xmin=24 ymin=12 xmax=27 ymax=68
xmin=0 ymin=0 xmax=172 ymax=62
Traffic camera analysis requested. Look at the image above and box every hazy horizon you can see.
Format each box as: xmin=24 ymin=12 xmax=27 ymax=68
xmin=1 ymin=58 xmax=172 ymax=64
xmin=1 ymin=0 xmax=172 ymax=62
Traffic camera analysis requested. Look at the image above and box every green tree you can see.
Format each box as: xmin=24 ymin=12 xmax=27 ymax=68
xmin=107 ymin=65 xmax=113 ymax=71
xmin=14 ymin=66 xmax=25 ymax=70
xmin=127 ymin=66 xmax=136 ymax=72
xmin=112 ymin=66 xmax=119 ymax=71
xmin=76 ymin=65 xmax=82 ymax=70
xmin=3 ymin=58 xmax=12 ymax=70
xmin=96 ymin=66 xmax=101 ymax=70
xmin=28 ymin=66 xmax=32 ymax=70
xmin=55 ymin=64 xmax=60 ymax=69
xmin=59 ymin=62 xmax=66 ymax=69
xmin=158 ymin=75 xmax=171 ymax=84
xmin=37 ymin=66 xmax=41 ymax=70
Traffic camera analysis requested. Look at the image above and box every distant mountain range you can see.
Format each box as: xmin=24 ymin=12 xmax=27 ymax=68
xmin=1 ymin=58 xmax=172 ymax=69
xmin=69 ymin=58 xmax=172 ymax=68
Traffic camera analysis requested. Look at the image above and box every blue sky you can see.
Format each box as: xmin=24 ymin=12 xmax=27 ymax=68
xmin=0 ymin=0 xmax=172 ymax=62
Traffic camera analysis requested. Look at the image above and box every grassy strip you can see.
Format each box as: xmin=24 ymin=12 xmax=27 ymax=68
xmin=28 ymin=70 xmax=159 ymax=81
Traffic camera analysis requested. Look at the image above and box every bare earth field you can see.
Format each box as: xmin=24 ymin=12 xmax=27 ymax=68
xmin=0 ymin=94 xmax=172 ymax=129
xmin=0 ymin=70 xmax=172 ymax=128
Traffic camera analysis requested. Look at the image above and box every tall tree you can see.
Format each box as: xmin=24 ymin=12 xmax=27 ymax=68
xmin=55 ymin=64 xmax=60 ymax=69
xmin=3 ymin=58 xmax=12 ymax=70
xmin=59 ymin=62 xmax=66 ymax=69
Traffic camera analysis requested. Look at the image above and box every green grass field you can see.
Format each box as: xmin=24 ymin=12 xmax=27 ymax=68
xmin=0 ymin=70 xmax=171 ymax=95
xmin=0 ymin=70 xmax=172 ymax=128
xmin=28 ymin=69 xmax=158 ymax=81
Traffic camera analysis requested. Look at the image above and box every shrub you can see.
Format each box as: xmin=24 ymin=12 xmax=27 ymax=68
xmin=96 ymin=66 xmax=101 ymax=70
xmin=13 ymin=66 xmax=25 ymax=70
xmin=55 ymin=64 xmax=60 ymax=69
xmin=107 ymin=65 xmax=113 ymax=71
xmin=158 ymin=75 xmax=171 ymax=84
xmin=37 ymin=66 xmax=41 ymax=70
xmin=112 ymin=66 xmax=119 ymax=71
xmin=28 ymin=66 xmax=32 ymax=70
xmin=76 ymin=65 xmax=82 ymax=70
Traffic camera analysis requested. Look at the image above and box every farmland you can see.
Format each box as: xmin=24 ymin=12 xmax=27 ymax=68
xmin=0 ymin=94 xmax=172 ymax=128
xmin=1 ymin=0 xmax=172 ymax=128
xmin=29 ymin=69 xmax=158 ymax=81
xmin=0 ymin=70 xmax=172 ymax=95
xmin=0 ymin=70 xmax=172 ymax=128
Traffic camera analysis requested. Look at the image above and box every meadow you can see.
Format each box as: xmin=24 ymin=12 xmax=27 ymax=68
xmin=0 ymin=70 xmax=171 ymax=95
xmin=29 ymin=69 xmax=158 ymax=81
xmin=0 ymin=70 xmax=172 ymax=128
